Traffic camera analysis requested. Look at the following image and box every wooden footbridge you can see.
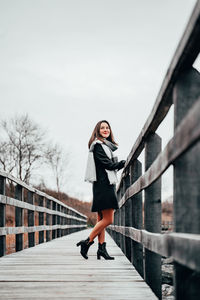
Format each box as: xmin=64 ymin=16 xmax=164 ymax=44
xmin=1 ymin=2 xmax=200 ymax=299
xmin=0 ymin=229 xmax=156 ymax=300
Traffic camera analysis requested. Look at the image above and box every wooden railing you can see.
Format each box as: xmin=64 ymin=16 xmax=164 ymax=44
xmin=0 ymin=170 xmax=87 ymax=257
xmin=107 ymin=2 xmax=200 ymax=299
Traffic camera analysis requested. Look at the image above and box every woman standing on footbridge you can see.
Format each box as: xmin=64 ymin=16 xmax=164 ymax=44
xmin=77 ymin=120 xmax=125 ymax=260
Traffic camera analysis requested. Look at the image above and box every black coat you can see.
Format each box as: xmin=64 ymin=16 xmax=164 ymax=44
xmin=91 ymin=143 xmax=125 ymax=212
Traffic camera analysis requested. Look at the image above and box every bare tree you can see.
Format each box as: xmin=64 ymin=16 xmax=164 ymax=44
xmin=0 ymin=114 xmax=46 ymax=184
xmin=45 ymin=143 xmax=70 ymax=197
xmin=0 ymin=140 xmax=17 ymax=173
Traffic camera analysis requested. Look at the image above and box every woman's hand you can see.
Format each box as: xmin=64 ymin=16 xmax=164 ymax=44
xmin=118 ymin=160 xmax=126 ymax=170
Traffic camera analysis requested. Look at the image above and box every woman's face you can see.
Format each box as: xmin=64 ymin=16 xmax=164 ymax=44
xmin=99 ymin=122 xmax=110 ymax=139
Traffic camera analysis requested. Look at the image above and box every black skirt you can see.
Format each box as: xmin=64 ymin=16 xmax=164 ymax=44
xmin=91 ymin=180 xmax=119 ymax=212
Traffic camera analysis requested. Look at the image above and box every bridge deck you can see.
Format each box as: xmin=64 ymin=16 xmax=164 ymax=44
xmin=0 ymin=229 xmax=157 ymax=299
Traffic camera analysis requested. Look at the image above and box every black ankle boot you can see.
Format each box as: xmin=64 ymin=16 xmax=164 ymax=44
xmin=97 ymin=242 xmax=115 ymax=260
xmin=76 ymin=237 xmax=94 ymax=259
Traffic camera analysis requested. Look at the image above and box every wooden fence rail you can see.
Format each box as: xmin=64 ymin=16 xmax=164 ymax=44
xmin=107 ymin=2 xmax=200 ymax=299
xmin=0 ymin=170 xmax=87 ymax=257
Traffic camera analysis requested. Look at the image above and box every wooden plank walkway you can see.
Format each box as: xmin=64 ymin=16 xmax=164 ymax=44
xmin=0 ymin=229 xmax=157 ymax=299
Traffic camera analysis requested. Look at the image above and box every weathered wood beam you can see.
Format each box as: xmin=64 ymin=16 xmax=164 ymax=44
xmin=130 ymin=160 xmax=143 ymax=277
xmin=0 ymin=195 xmax=85 ymax=222
xmin=173 ymin=66 xmax=200 ymax=299
xmin=0 ymin=176 xmax=6 ymax=257
xmin=0 ymin=224 xmax=87 ymax=236
xmin=15 ymin=184 xmax=24 ymax=252
xmin=119 ymin=97 xmax=200 ymax=208
xmin=118 ymin=1 xmax=200 ymax=190
xmin=28 ymin=191 xmax=35 ymax=248
xmin=144 ymin=133 xmax=162 ymax=299
xmin=108 ymin=225 xmax=200 ymax=273
xmin=0 ymin=170 xmax=87 ymax=220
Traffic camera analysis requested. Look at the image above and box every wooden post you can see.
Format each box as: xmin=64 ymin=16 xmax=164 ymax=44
xmin=119 ymin=188 xmax=123 ymax=250
xmin=38 ymin=196 xmax=44 ymax=244
xmin=121 ymin=204 xmax=125 ymax=254
xmin=70 ymin=211 xmax=72 ymax=234
xmin=57 ymin=204 xmax=61 ymax=238
xmin=68 ymin=209 xmax=71 ymax=235
xmin=64 ymin=207 xmax=67 ymax=236
xmin=61 ymin=206 xmax=64 ymax=237
xmin=69 ymin=211 xmax=72 ymax=234
xmin=73 ymin=212 xmax=75 ymax=233
xmin=0 ymin=176 xmax=6 ymax=257
xmin=67 ymin=209 xmax=72 ymax=234
xmin=121 ymin=179 xmax=127 ymax=254
xmin=115 ymin=190 xmax=121 ymax=246
xmin=62 ymin=207 xmax=65 ymax=236
xmin=114 ymin=209 xmax=118 ymax=242
xmin=49 ymin=200 xmax=53 ymax=240
xmin=173 ymin=67 xmax=200 ymax=300
xmin=74 ymin=217 xmax=76 ymax=234
xmin=46 ymin=199 xmax=50 ymax=242
xmin=27 ymin=191 xmax=35 ymax=247
xmin=144 ymin=133 xmax=162 ymax=299
xmin=124 ymin=170 xmax=132 ymax=261
xmin=115 ymin=209 xmax=120 ymax=246
xmin=110 ymin=210 xmax=115 ymax=240
xmin=65 ymin=208 xmax=69 ymax=235
xmin=113 ymin=209 xmax=117 ymax=246
xmin=64 ymin=208 xmax=66 ymax=235
xmin=113 ymin=193 xmax=118 ymax=242
xmin=52 ymin=201 xmax=57 ymax=239
xmin=130 ymin=159 xmax=143 ymax=277
xmin=15 ymin=184 xmax=24 ymax=252
xmin=47 ymin=200 xmax=52 ymax=241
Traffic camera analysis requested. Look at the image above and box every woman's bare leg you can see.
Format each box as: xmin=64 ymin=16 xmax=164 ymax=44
xmin=97 ymin=211 xmax=105 ymax=244
xmin=89 ymin=208 xmax=114 ymax=242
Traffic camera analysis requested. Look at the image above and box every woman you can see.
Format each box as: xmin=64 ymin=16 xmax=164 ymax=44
xmin=76 ymin=120 xmax=126 ymax=260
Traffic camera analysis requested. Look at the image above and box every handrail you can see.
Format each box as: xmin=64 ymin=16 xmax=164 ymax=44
xmin=108 ymin=2 xmax=200 ymax=299
xmin=118 ymin=0 xmax=200 ymax=187
xmin=119 ymin=98 xmax=200 ymax=208
xmin=0 ymin=170 xmax=87 ymax=219
xmin=0 ymin=170 xmax=87 ymax=257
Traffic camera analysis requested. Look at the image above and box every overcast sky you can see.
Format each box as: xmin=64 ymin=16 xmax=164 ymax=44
xmin=0 ymin=0 xmax=198 ymax=202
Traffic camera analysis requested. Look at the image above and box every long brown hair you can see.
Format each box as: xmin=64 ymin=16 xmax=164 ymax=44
xmin=88 ymin=120 xmax=118 ymax=149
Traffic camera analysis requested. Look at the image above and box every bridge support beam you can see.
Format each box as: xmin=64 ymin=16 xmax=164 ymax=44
xmin=28 ymin=191 xmax=35 ymax=247
xmin=52 ymin=202 xmax=57 ymax=239
xmin=39 ymin=196 xmax=44 ymax=244
xmin=124 ymin=172 xmax=131 ymax=261
xmin=121 ymin=180 xmax=126 ymax=254
xmin=118 ymin=189 xmax=123 ymax=251
xmin=46 ymin=199 xmax=52 ymax=242
xmin=15 ymin=184 xmax=24 ymax=252
xmin=173 ymin=67 xmax=200 ymax=300
xmin=114 ymin=202 xmax=120 ymax=247
xmin=144 ymin=133 xmax=162 ymax=299
xmin=0 ymin=176 xmax=6 ymax=257
xmin=130 ymin=159 xmax=143 ymax=277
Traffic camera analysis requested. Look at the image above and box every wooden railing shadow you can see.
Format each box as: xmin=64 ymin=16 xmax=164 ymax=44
xmin=107 ymin=2 xmax=200 ymax=299
xmin=0 ymin=171 xmax=87 ymax=257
